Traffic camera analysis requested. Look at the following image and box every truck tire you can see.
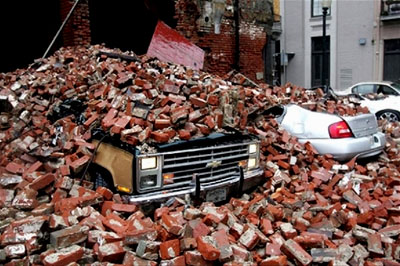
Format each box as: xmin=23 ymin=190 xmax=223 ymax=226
xmin=89 ymin=165 xmax=114 ymax=192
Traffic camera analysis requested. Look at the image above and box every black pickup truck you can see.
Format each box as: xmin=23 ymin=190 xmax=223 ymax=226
xmin=90 ymin=129 xmax=263 ymax=204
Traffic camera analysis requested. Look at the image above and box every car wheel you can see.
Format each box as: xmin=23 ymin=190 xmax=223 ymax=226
xmin=376 ymin=110 xmax=400 ymax=122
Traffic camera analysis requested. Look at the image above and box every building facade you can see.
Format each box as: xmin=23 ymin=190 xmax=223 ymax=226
xmin=374 ymin=0 xmax=400 ymax=82
xmin=279 ymin=0 xmax=400 ymax=91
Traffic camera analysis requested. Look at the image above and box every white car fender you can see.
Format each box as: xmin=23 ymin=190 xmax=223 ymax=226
xmin=360 ymin=96 xmax=400 ymax=114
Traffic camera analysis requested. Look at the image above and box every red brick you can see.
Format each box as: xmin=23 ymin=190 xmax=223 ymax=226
xmin=111 ymin=202 xmax=138 ymax=213
xmin=49 ymin=225 xmax=89 ymax=248
xmin=98 ymin=241 xmax=126 ymax=262
xmin=160 ymin=239 xmax=180 ymax=260
xmin=260 ymin=255 xmax=288 ymax=266
xmin=163 ymin=255 xmax=186 ymax=265
xmin=196 ymin=235 xmax=220 ymax=261
xmin=204 ymin=116 xmax=215 ymax=129
xmin=151 ymin=131 xmax=171 ymax=143
xmin=83 ymin=113 xmax=99 ymax=128
xmin=184 ymin=250 xmax=210 ymax=266
xmin=212 ymin=229 xmax=233 ymax=261
xmin=238 ymin=228 xmax=260 ymax=250
xmin=69 ymin=155 xmax=91 ymax=173
xmin=207 ymin=95 xmax=219 ymax=105
xmin=5 ymin=162 xmax=24 ymax=174
xmin=102 ymin=213 xmax=128 ymax=234
xmin=59 ymin=165 xmax=71 ymax=176
xmin=178 ymin=129 xmax=191 ymax=140
xmin=190 ymin=95 xmax=207 ymax=108
xmin=161 ymin=213 xmax=184 ymax=235
xmin=29 ymin=173 xmax=55 ymax=190
xmin=155 ymin=119 xmax=172 ymax=129
xmin=266 ymin=243 xmax=282 ymax=256
xmin=123 ymin=251 xmax=157 ymax=266
xmin=43 ymin=245 xmax=84 ymax=266
xmin=96 ymin=186 xmax=114 ymax=200
xmin=282 ymin=239 xmax=312 ymax=266
xmin=26 ymin=161 xmax=43 ymax=174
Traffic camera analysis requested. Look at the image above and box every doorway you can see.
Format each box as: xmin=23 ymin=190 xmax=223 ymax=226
xmin=311 ymin=36 xmax=330 ymax=87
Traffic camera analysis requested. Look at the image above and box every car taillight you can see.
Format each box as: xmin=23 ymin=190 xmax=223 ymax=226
xmin=328 ymin=121 xmax=353 ymax=138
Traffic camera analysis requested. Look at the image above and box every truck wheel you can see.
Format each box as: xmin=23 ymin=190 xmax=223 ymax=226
xmin=89 ymin=165 xmax=114 ymax=192
xmin=376 ymin=110 xmax=400 ymax=122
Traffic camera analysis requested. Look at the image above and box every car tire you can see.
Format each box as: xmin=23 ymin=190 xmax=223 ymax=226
xmin=376 ymin=110 xmax=400 ymax=122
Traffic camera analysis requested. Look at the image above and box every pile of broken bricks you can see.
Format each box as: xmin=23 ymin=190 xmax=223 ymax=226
xmin=0 ymin=45 xmax=399 ymax=265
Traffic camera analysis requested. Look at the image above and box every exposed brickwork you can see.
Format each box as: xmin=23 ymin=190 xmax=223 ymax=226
xmin=175 ymin=0 xmax=270 ymax=81
xmin=57 ymin=0 xmax=270 ymax=80
xmin=239 ymin=22 xmax=267 ymax=80
xmin=59 ymin=0 xmax=91 ymax=46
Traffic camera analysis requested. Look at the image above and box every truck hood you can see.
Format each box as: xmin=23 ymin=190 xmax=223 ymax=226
xmin=155 ymin=131 xmax=259 ymax=152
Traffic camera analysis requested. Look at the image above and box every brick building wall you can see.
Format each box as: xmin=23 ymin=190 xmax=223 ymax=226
xmin=60 ymin=0 xmax=91 ymax=46
xmin=175 ymin=0 xmax=271 ymax=81
xmin=239 ymin=22 xmax=268 ymax=81
xmin=175 ymin=1 xmax=236 ymax=76
xmin=59 ymin=0 xmax=271 ymax=81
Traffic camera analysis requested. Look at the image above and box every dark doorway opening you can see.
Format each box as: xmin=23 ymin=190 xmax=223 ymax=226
xmin=88 ymin=0 xmax=176 ymax=55
xmin=0 ymin=0 xmax=62 ymax=73
xmin=384 ymin=39 xmax=400 ymax=82
xmin=311 ymin=36 xmax=330 ymax=87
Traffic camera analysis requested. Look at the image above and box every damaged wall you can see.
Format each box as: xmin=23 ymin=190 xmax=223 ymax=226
xmin=60 ymin=0 xmax=91 ymax=46
xmin=175 ymin=0 xmax=273 ymax=81
xmin=58 ymin=0 xmax=272 ymax=81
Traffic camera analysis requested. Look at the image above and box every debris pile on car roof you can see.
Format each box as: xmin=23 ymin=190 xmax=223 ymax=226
xmin=0 ymin=45 xmax=399 ymax=265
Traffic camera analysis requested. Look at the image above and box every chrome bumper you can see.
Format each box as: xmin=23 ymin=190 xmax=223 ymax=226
xmin=124 ymin=168 xmax=264 ymax=204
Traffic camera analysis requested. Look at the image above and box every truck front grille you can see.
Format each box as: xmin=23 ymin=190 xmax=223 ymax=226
xmin=161 ymin=142 xmax=250 ymax=190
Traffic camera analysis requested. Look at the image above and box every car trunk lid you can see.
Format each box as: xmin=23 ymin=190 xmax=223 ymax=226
xmin=342 ymin=113 xmax=378 ymax=138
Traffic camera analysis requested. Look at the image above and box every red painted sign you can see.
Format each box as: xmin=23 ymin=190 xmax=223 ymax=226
xmin=147 ymin=21 xmax=205 ymax=70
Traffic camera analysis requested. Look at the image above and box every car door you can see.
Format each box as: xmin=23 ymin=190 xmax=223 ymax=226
xmin=352 ymin=84 xmax=376 ymax=95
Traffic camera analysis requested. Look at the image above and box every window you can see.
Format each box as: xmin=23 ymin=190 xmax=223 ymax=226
xmin=311 ymin=36 xmax=330 ymax=87
xmin=353 ymin=84 xmax=376 ymax=95
xmin=312 ymin=0 xmax=331 ymax=17
xmin=377 ymin=85 xmax=399 ymax=96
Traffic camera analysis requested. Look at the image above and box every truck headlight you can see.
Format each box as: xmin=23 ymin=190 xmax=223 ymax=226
xmin=248 ymin=158 xmax=257 ymax=169
xmin=249 ymin=143 xmax=258 ymax=154
xmin=140 ymin=157 xmax=158 ymax=170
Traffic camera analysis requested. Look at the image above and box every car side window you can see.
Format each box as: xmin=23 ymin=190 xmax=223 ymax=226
xmin=354 ymin=84 xmax=376 ymax=95
xmin=377 ymin=85 xmax=398 ymax=95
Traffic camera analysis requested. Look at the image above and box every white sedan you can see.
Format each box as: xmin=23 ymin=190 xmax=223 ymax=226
xmin=334 ymin=81 xmax=400 ymax=122
xmin=336 ymin=81 xmax=400 ymax=97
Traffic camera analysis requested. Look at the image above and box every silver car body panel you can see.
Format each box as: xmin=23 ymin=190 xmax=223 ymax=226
xmin=279 ymin=105 xmax=385 ymax=161
xmin=341 ymin=114 xmax=378 ymax=138
xmin=279 ymin=105 xmax=341 ymax=139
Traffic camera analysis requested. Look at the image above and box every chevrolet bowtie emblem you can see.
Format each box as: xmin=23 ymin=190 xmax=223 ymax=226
xmin=206 ymin=160 xmax=222 ymax=168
